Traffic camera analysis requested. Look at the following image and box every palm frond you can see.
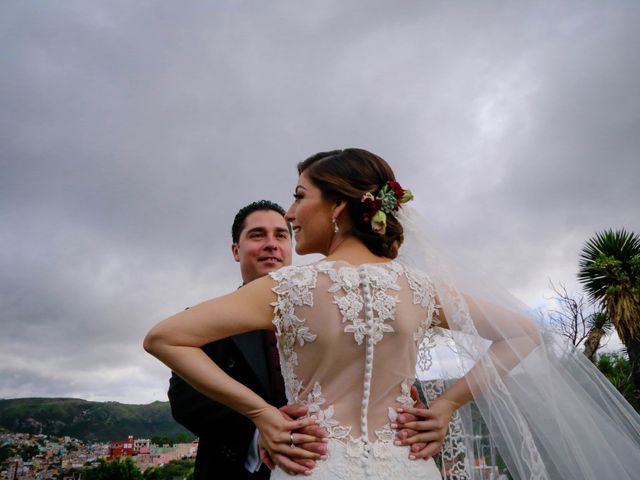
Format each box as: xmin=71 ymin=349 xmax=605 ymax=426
xmin=586 ymin=311 xmax=613 ymax=334
xmin=577 ymin=228 xmax=640 ymax=343
xmin=577 ymin=228 xmax=640 ymax=303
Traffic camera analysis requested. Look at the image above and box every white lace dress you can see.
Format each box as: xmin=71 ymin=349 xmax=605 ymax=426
xmin=269 ymin=260 xmax=442 ymax=480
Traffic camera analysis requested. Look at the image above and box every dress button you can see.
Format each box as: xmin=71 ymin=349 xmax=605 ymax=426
xmin=227 ymin=359 xmax=236 ymax=368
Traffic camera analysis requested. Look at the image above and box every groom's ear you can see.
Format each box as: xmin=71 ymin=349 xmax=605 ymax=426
xmin=231 ymin=243 xmax=240 ymax=262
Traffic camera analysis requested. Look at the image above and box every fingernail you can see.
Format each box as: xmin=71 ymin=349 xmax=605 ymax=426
xmin=390 ymin=423 xmax=398 ymax=429
xmin=409 ymin=455 xmax=416 ymax=460
xmin=393 ymin=440 xmax=402 ymax=446
xmin=321 ymin=438 xmax=329 ymax=443
xmin=304 ymin=471 xmax=312 ymax=476
xmin=397 ymin=408 xmax=404 ymax=412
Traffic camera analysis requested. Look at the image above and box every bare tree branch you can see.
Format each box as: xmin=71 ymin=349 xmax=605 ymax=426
xmin=542 ymin=280 xmax=610 ymax=357
xmin=544 ymin=281 xmax=591 ymax=347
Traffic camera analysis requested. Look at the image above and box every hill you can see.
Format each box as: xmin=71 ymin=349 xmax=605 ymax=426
xmin=0 ymin=398 xmax=194 ymax=443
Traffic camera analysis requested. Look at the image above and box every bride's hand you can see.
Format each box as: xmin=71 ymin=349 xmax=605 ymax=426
xmin=253 ymin=405 xmax=325 ymax=475
xmin=394 ymin=398 xmax=457 ymax=460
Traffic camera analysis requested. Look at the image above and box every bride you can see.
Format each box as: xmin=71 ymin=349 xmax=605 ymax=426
xmin=145 ymin=148 xmax=640 ymax=479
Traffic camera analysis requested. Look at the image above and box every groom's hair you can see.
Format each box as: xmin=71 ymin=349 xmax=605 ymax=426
xmin=231 ymin=200 xmax=291 ymax=243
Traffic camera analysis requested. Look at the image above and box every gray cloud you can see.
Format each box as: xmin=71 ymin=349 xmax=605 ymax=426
xmin=1 ymin=0 xmax=639 ymax=403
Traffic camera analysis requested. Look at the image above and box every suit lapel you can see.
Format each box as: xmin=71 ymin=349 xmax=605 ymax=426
xmin=231 ymin=331 xmax=271 ymax=396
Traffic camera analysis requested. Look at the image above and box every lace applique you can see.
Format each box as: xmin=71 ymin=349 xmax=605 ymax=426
xmin=270 ymin=265 xmax=319 ymax=402
xmin=371 ymin=289 xmax=399 ymax=322
xmin=403 ymin=265 xmax=440 ymax=371
xmin=271 ymin=265 xmax=317 ymax=306
xmin=367 ymin=264 xmax=401 ymax=291
xmin=331 ymin=264 xmax=400 ymax=346
xmin=416 ymin=329 xmax=438 ymax=372
xmin=305 ymin=382 xmax=351 ymax=440
xmin=375 ymin=380 xmax=416 ymax=443
xmin=416 ymin=301 xmax=440 ymax=372
xmin=404 ymin=265 xmax=436 ymax=308
xmin=321 ymin=262 xmax=359 ymax=292
xmin=334 ymin=291 xmax=364 ymax=334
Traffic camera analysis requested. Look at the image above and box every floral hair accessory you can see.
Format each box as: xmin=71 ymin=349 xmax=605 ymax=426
xmin=361 ymin=181 xmax=413 ymax=235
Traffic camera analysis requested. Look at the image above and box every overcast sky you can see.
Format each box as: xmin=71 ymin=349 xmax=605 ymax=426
xmin=1 ymin=1 xmax=639 ymax=404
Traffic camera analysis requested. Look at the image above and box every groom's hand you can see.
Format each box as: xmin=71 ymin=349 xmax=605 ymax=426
xmin=259 ymin=404 xmax=328 ymax=473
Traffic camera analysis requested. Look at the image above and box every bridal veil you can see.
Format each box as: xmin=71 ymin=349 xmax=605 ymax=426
xmin=397 ymin=208 xmax=640 ymax=479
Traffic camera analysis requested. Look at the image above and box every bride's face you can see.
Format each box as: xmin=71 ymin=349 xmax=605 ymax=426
xmin=286 ymin=171 xmax=335 ymax=255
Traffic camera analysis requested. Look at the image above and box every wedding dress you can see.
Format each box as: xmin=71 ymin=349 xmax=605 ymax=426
xmin=269 ymin=260 xmax=443 ymax=479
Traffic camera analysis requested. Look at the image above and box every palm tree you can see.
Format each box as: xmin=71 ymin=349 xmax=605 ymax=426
xmin=582 ymin=311 xmax=613 ymax=362
xmin=578 ymin=228 xmax=640 ymax=399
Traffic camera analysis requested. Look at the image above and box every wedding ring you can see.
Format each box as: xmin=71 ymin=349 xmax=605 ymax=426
xmin=290 ymin=433 xmax=295 ymax=448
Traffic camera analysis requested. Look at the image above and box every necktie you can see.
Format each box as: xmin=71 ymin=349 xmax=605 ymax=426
xmin=262 ymin=330 xmax=287 ymax=406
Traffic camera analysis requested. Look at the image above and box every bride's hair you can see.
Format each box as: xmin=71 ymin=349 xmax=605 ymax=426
xmin=297 ymin=148 xmax=404 ymax=259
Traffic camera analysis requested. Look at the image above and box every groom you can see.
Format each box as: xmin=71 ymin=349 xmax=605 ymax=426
xmin=168 ymin=200 xmax=325 ymax=479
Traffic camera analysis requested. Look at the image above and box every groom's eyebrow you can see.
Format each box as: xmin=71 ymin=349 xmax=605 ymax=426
xmin=244 ymin=227 xmax=266 ymax=236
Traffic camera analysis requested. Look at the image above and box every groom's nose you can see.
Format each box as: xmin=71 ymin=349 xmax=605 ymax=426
xmin=263 ymin=235 xmax=279 ymax=251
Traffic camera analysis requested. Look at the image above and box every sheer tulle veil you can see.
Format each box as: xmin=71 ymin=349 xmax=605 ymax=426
xmin=396 ymin=207 xmax=640 ymax=479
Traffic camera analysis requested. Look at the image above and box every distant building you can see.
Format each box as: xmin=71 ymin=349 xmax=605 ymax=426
xmin=108 ymin=435 xmax=134 ymax=460
xmin=133 ymin=438 xmax=150 ymax=455
xmin=132 ymin=442 xmax=197 ymax=472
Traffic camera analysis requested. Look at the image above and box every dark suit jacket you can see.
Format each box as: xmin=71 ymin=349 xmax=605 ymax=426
xmin=168 ymin=331 xmax=285 ymax=480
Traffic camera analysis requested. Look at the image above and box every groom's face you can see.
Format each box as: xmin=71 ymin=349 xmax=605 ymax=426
xmin=232 ymin=209 xmax=292 ymax=283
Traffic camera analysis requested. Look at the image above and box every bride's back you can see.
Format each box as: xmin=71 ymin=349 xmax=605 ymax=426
xmin=270 ymin=259 xmax=437 ymax=444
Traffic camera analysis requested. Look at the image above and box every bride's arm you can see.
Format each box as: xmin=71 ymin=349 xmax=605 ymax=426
xmin=143 ymin=276 xmax=322 ymax=474
xmin=397 ymin=294 xmax=542 ymax=459
xmin=434 ymin=294 xmax=541 ymax=405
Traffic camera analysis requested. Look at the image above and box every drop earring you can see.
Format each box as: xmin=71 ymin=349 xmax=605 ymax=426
xmin=332 ymin=217 xmax=339 ymax=233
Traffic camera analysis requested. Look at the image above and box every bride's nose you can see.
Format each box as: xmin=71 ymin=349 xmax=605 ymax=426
xmin=285 ymin=204 xmax=295 ymax=222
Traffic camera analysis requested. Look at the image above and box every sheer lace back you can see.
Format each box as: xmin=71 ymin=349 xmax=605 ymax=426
xmin=270 ymin=260 xmax=438 ymax=453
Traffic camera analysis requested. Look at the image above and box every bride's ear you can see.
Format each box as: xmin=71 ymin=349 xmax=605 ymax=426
xmin=332 ymin=199 xmax=348 ymax=219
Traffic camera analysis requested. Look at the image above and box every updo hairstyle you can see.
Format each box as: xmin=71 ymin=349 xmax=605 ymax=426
xmin=297 ymin=148 xmax=404 ymax=259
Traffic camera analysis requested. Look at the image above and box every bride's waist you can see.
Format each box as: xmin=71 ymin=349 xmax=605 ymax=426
xmin=302 ymin=404 xmax=408 ymax=441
